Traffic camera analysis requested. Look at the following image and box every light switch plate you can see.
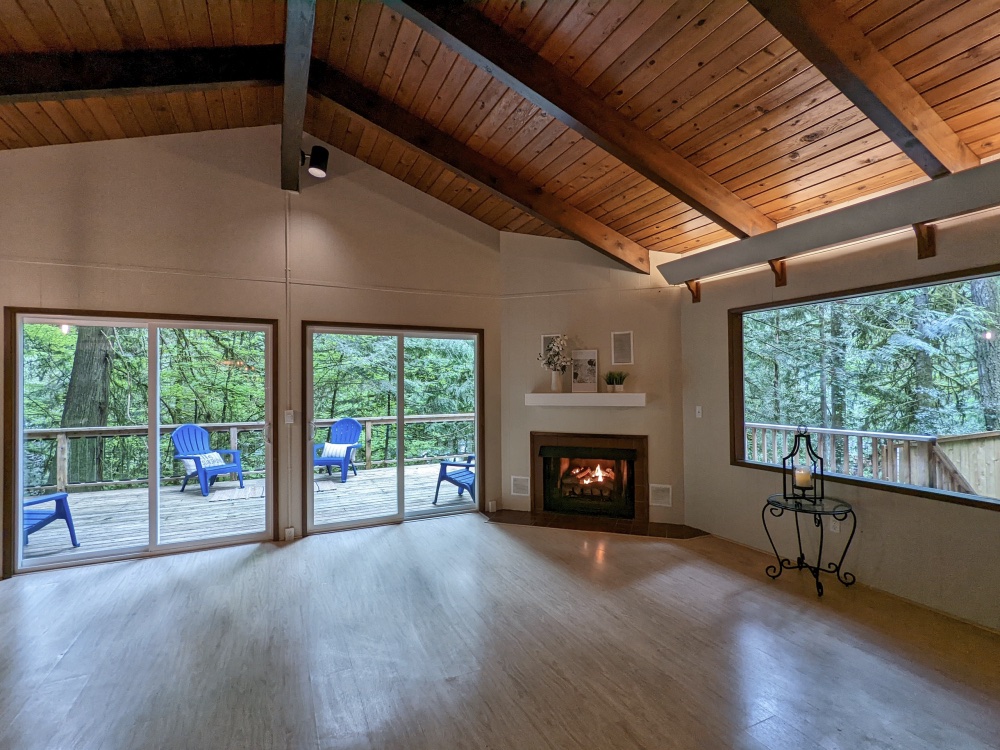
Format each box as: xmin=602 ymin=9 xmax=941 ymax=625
xmin=284 ymin=410 xmax=295 ymax=424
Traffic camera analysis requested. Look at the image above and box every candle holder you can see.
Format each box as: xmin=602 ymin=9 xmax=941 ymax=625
xmin=782 ymin=426 xmax=824 ymax=504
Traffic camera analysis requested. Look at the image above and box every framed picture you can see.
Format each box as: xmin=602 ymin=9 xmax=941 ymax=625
xmin=540 ymin=333 xmax=561 ymax=355
xmin=571 ymin=349 xmax=598 ymax=392
xmin=611 ymin=331 xmax=634 ymax=365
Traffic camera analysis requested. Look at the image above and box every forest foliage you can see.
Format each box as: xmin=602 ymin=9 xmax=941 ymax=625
xmin=21 ymin=325 xmax=475 ymax=490
xmin=743 ymin=276 xmax=1000 ymax=438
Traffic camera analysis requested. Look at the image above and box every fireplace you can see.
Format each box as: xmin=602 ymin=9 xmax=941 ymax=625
xmin=531 ymin=432 xmax=649 ymax=522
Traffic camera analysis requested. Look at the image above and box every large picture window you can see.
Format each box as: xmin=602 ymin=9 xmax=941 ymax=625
xmin=733 ymin=271 xmax=1000 ymax=506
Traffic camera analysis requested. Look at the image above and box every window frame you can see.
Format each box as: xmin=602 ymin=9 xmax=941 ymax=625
xmin=728 ymin=262 xmax=1000 ymax=513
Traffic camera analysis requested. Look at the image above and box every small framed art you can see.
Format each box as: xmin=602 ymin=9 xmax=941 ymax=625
xmin=611 ymin=331 xmax=634 ymax=365
xmin=571 ymin=349 xmax=598 ymax=392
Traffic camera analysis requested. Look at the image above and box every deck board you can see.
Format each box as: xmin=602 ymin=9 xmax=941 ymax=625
xmin=21 ymin=463 xmax=474 ymax=563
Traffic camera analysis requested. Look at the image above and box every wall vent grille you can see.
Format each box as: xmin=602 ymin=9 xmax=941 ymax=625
xmin=511 ymin=476 xmax=530 ymax=496
xmin=650 ymin=484 xmax=672 ymax=507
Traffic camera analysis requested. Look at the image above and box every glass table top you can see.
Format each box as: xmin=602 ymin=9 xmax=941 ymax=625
xmin=766 ymin=493 xmax=852 ymax=515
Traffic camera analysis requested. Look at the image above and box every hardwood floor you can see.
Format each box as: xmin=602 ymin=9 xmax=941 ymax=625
xmin=1 ymin=515 xmax=998 ymax=750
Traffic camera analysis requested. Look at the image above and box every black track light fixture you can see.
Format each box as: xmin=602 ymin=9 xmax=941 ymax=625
xmin=301 ymin=145 xmax=330 ymax=179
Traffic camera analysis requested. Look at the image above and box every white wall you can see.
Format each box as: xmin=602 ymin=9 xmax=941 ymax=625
xmin=0 ymin=125 xmax=504 ymax=564
xmin=498 ymin=234 xmax=686 ymax=522
xmin=680 ymin=212 xmax=1000 ymax=630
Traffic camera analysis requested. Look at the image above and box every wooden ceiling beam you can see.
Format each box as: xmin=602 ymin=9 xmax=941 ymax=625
xmin=0 ymin=47 xmax=283 ymax=104
xmin=281 ymin=0 xmax=317 ymax=192
xmin=382 ymin=0 xmax=775 ymax=239
xmin=310 ymin=61 xmax=649 ymax=273
xmin=747 ymin=0 xmax=979 ymax=178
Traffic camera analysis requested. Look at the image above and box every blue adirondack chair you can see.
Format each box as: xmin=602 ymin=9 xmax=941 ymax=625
xmin=314 ymin=418 xmax=363 ymax=483
xmin=434 ymin=456 xmax=475 ymax=504
xmin=23 ymin=492 xmax=80 ymax=548
xmin=171 ymin=424 xmax=244 ymax=497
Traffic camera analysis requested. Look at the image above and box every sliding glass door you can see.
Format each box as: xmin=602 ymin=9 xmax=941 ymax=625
xmin=306 ymin=326 xmax=479 ymax=532
xmin=15 ymin=315 xmax=272 ymax=571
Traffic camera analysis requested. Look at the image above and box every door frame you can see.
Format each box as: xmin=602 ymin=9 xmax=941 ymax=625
xmin=301 ymin=321 xmax=485 ymax=536
xmin=3 ymin=307 xmax=281 ymax=578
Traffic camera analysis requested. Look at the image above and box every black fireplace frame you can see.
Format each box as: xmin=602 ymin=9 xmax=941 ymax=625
xmin=530 ymin=432 xmax=649 ymax=523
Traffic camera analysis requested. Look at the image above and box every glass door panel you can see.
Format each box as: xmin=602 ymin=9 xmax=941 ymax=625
xmin=309 ymin=331 xmax=400 ymax=528
xmin=402 ymin=335 xmax=478 ymax=516
xmin=156 ymin=326 xmax=269 ymax=544
xmin=19 ymin=321 xmax=150 ymax=566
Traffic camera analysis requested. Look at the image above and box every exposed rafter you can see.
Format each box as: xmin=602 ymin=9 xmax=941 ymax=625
xmin=658 ymin=161 xmax=1000 ymax=285
xmin=382 ymin=0 xmax=776 ymax=239
xmin=281 ymin=0 xmax=317 ymax=192
xmin=747 ymin=0 xmax=979 ymax=178
xmin=310 ymin=61 xmax=650 ymax=273
xmin=0 ymin=47 xmax=283 ymax=104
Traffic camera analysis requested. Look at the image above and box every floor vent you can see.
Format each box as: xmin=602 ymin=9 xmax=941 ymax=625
xmin=510 ymin=476 xmax=530 ymax=496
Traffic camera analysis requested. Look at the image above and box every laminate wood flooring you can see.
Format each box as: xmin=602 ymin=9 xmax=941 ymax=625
xmin=1 ymin=514 xmax=998 ymax=750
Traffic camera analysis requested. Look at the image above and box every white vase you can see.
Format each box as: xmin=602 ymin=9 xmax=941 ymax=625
xmin=550 ymin=370 xmax=563 ymax=392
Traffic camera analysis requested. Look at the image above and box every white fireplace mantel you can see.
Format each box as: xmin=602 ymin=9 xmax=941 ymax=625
xmin=524 ymin=392 xmax=646 ymax=407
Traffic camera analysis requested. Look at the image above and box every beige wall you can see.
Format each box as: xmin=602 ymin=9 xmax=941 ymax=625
xmin=498 ymin=234 xmax=686 ymax=522
xmin=679 ymin=211 xmax=1000 ymax=630
xmin=2 ymin=123 xmax=999 ymax=631
xmin=0 ymin=125 xmax=503 ymax=564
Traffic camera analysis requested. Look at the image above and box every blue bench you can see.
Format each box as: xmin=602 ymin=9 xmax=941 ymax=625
xmin=23 ymin=492 xmax=80 ymax=548
xmin=434 ymin=457 xmax=475 ymax=504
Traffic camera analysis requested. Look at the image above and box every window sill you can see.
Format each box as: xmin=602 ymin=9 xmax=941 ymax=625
xmin=732 ymin=459 xmax=1000 ymax=513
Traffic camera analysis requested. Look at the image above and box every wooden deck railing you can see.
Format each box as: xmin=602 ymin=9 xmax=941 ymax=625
xmin=745 ymin=423 xmax=977 ymax=494
xmin=24 ymin=413 xmax=474 ymax=492
xmin=312 ymin=413 xmax=474 ymax=470
xmin=937 ymin=431 xmax=1000 ymax=498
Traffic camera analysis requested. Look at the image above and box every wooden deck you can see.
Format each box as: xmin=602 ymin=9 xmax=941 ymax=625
xmin=21 ymin=463 xmax=474 ymax=563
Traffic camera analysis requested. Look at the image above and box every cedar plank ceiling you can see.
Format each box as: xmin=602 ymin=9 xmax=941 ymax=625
xmin=2 ymin=1 xmax=1000 ymax=251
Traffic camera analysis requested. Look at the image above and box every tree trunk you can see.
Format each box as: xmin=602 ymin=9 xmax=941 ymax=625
xmin=829 ymin=303 xmax=847 ymax=430
xmin=971 ymin=278 xmax=1000 ymax=430
xmin=912 ymin=291 xmax=935 ymax=433
xmin=61 ymin=327 xmax=114 ymax=483
xmin=819 ymin=307 xmax=829 ymax=428
xmin=771 ymin=310 xmax=781 ymax=423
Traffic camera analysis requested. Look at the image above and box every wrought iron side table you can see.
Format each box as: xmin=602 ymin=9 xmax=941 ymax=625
xmin=762 ymin=493 xmax=857 ymax=597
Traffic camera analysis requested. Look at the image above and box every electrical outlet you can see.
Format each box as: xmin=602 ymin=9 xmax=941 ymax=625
xmin=695 ymin=405 xmax=703 ymax=418
xmin=284 ymin=526 xmax=295 ymax=541
xmin=829 ymin=519 xmax=841 ymax=533
xmin=284 ymin=410 xmax=295 ymax=424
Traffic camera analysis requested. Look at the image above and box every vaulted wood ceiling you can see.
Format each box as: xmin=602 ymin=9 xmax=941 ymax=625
xmin=1 ymin=0 xmax=999 ymax=273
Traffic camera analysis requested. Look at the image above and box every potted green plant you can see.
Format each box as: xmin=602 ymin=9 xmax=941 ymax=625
xmin=603 ymin=371 xmax=628 ymax=392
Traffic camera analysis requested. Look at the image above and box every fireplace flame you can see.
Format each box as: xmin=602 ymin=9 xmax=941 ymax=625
xmin=594 ymin=465 xmax=604 ymax=482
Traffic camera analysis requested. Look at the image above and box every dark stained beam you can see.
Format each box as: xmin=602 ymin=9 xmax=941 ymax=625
xmin=281 ymin=0 xmax=317 ymax=191
xmin=0 ymin=46 xmax=283 ymax=104
xmin=685 ymin=281 xmax=701 ymax=304
xmin=382 ymin=0 xmax=775 ymax=239
xmin=914 ymin=223 xmax=936 ymax=259
xmin=310 ymin=61 xmax=650 ymax=273
xmin=748 ymin=0 xmax=979 ymax=178
xmin=768 ymin=258 xmax=787 ymax=287
xmin=658 ymin=160 xmax=1000 ymax=284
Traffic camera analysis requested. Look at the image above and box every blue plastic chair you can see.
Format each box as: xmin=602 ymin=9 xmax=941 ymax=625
xmin=171 ymin=424 xmax=244 ymax=497
xmin=23 ymin=492 xmax=80 ymax=548
xmin=313 ymin=418 xmax=363 ymax=483
xmin=434 ymin=456 xmax=475 ymax=504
